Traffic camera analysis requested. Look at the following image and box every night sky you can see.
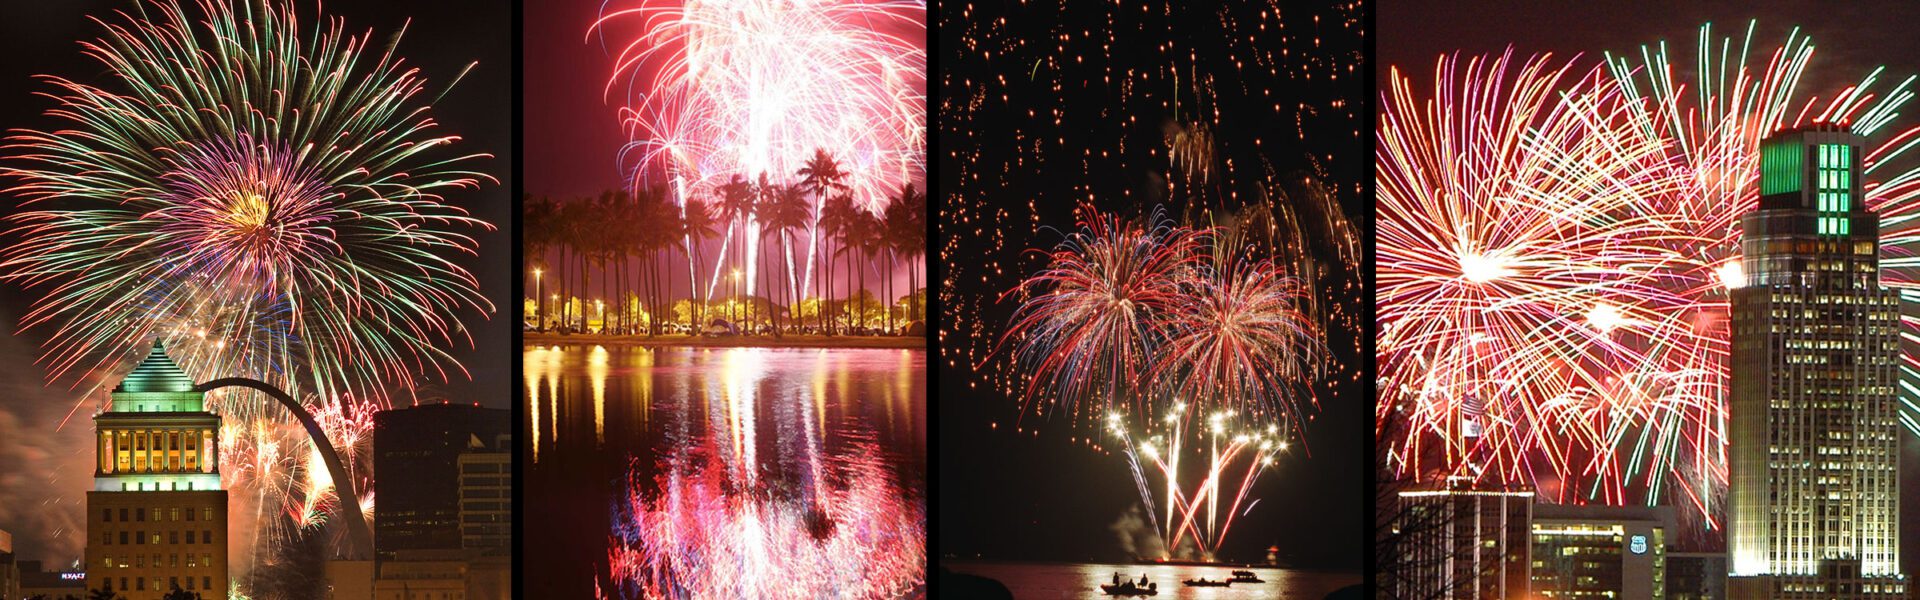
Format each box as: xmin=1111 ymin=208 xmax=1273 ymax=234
xmin=1381 ymin=0 xmax=1920 ymax=576
xmin=0 ymin=0 xmax=511 ymax=565
xmin=937 ymin=0 xmax=1367 ymax=570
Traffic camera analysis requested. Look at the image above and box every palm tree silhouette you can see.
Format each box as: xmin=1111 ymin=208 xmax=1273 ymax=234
xmin=883 ymin=182 xmax=925 ymax=329
xmin=761 ymin=180 xmax=815 ymax=332
xmin=821 ymin=193 xmax=860 ymax=334
xmin=524 ymin=194 xmax=556 ymax=329
xmin=797 ymin=148 xmax=849 ymax=331
xmin=717 ymin=174 xmax=755 ymax=327
xmin=681 ymin=197 xmax=720 ymax=329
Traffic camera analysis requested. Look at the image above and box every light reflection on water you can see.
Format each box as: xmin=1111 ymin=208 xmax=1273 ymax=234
xmin=524 ymin=345 xmax=927 ymax=598
xmin=946 ymin=561 xmax=1358 ymax=600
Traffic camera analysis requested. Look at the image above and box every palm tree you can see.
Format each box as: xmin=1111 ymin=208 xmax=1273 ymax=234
xmin=89 ymin=584 xmax=118 ymax=600
xmin=760 ymin=180 xmax=814 ymax=332
xmin=882 ymin=182 xmax=923 ymax=332
xmin=624 ymin=188 xmax=663 ymax=335
xmin=524 ymin=195 xmax=557 ymax=329
xmin=753 ymin=172 xmax=782 ymax=335
xmin=682 ymin=198 xmax=720 ymax=329
xmin=819 ymin=193 xmax=859 ymax=334
xmin=717 ymin=174 xmax=755 ymax=327
xmin=557 ymin=196 xmax=596 ymax=331
xmin=900 ymin=183 xmax=927 ymax=323
xmin=797 ymin=149 xmax=848 ymax=331
xmin=837 ymin=210 xmax=883 ymax=333
xmin=648 ymin=189 xmax=687 ymax=335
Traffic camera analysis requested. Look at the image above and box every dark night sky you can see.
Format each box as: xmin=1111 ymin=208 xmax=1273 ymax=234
xmin=938 ymin=1 xmax=1366 ymax=570
xmin=0 ymin=0 xmax=510 ymax=564
xmin=525 ymin=0 xmax=628 ymax=202
xmin=1381 ymin=0 xmax=1920 ymax=575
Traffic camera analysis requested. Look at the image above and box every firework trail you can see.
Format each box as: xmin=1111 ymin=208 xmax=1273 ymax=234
xmin=1001 ymin=206 xmax=1204 ymax=420
xmin=1107 ymin=410 xmax=1283 ymax=560
xmin=1378 ymin=22 xmax=1920 ymax=526
xmin=593 ymin=0 xmax=926 ymax=304
xmin=1002 ymin=204 xmax=1320 ymax=555
xmin=1 ymin=0 xmax=494 ymax=403
xmin=0 ymin=0 xmax=494 ymax=579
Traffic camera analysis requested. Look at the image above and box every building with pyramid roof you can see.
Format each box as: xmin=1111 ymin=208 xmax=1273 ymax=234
xmin=85 ymin=341 xmax=228 ymax=599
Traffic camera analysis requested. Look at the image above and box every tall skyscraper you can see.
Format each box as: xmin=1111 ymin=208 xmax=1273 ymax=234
xmin=1729 ymin=126 xmax=1907 ymax=598
xmin=458 ymin=433 xmax=511 ymax=554
xmin=86 ymin=342 xmax=228 ymax=599
xmin=372 ymin=403 xmax=508 ymax=562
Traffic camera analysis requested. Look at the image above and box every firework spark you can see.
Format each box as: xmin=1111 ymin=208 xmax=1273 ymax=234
xmin=1106 ymin=410 xmax=1283 ymax=560
xmin=1378 ymin=23 xmax=1920 ymax=527
xmin=594 ymin=0 xmax=926 ymax=304
xmin=1 ymin=0 xmax=496 ymax=406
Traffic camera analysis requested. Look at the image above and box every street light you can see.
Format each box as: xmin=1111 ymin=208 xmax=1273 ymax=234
xmin=533 ymin=267 xmax=544 ymax=332
xmin=732 ymin=269 xmax=743 ymax=326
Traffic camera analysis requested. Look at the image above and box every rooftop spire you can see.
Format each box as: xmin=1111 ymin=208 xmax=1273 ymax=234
xmin=114 ymin=340 xmax=196 ymax=393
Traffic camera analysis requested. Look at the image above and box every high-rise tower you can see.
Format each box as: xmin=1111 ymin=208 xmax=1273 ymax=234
xmin=85 ymin=342 xmax=228 ymax=599
xmin=1729 ymin=126 xmax=1906 ymax=598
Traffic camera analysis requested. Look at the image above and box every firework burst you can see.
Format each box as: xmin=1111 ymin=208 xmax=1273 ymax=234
xmin=593 ymin=0 xmax=926 ymax=303
xmin=1379 ymin=22 xmax=1920 ymax=526
xmin=1000 ymin=204 xmax=1321 ymax=555
xmin=1 ymin=0 xmax=496 ymax=407
xmin=1376 ymin=49 xmax=1712 ymax=509
xmin=1001 ymin=206 xmax=1204 ymax=419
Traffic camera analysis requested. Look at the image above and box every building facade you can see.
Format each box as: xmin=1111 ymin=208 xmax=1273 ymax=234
xmin=17 ymin=560 xmax=89 ymax=600
xmin=85 ymin=342 xmax=228 ymax=599
xmin=457 ymin=435 xmax=510 ymax=554
xmin=1668 ymin=553 xmax=1728 ymax=600
xmin=372 ymin=403 xmax=508 ymax=562
xmin=1385 ymin=477 xmax=1533 ymax=599
xmin=1529 ymin=504 xmax=1675 ymax=599
xmin=1729 ymin=126 xmax=1908 ymax=598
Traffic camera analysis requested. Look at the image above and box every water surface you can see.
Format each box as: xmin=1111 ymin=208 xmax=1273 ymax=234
xmin=945 ymin=560 xmax=1358 ymax=599
xmin=524 ymin=345 xmax=927 ymax=598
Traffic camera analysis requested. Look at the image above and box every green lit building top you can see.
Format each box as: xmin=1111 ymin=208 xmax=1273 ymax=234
xmin=1730 ymin=125 xmax=1907 ymax=599
xmin=86 ymin=341 xmax=229 ymax=599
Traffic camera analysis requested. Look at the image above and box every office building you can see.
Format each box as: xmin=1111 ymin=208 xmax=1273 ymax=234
xmin=1529 ymin=504 xmax=1675 ymax=599
xmin=372 ymin=403 xmax=507 ymax=562
xmin=1669 ymin=553 xmax=1727 ymax=600
xmin=1729 ymin=126 xmax=1907 ymax=598
xmin=1385 ymin=476 xmax=1533 ymax=599
xmin=457 ymin=435 xmax=510 ymax=554
xmin=85 ymin=342 xmax=228 ymax=600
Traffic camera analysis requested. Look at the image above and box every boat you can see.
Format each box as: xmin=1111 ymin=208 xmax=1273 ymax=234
xmin=1183 ymin=578 xmax=1232 ymax=587
xmin=1100 ymin=582 xmax=1159 ymax=596
xmin=1229 ymin=570 xmax=1265 ymax=583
